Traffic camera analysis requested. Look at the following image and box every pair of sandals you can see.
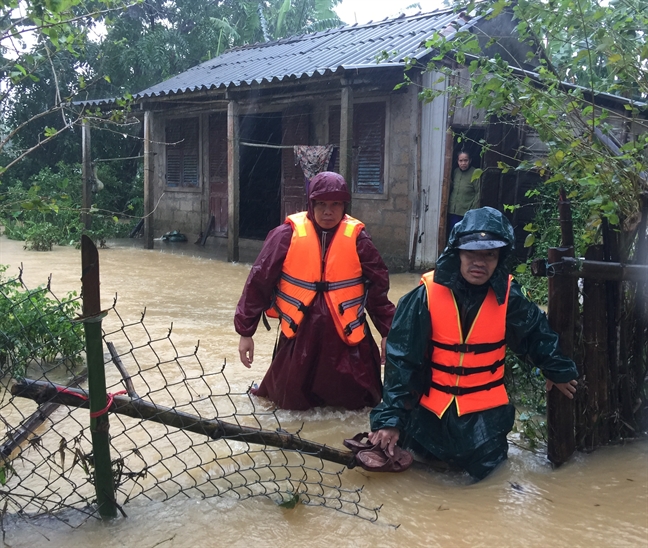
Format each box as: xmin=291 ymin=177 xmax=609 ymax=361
xmin=343 ymin=432 xmax=413 ymax=473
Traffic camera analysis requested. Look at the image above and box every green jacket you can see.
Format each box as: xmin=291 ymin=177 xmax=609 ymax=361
xmin=370 ymin=207 xmax=578 ymax=457
xmin=448 ymin=166 xmax=480 ymax=216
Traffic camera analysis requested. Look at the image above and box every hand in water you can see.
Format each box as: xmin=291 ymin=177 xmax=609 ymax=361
xmin=368 ymin=427 xmax=400 ymax=456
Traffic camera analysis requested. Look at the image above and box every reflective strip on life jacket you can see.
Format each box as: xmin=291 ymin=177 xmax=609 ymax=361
xmin=418 ymin=271 xmax=512 ymax=417
xmin=266 ymin=211 xmax=367 ymax=344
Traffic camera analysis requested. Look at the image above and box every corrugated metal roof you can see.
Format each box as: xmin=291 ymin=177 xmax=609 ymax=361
xmin=130 ymin=9 xmax=478 ymax=101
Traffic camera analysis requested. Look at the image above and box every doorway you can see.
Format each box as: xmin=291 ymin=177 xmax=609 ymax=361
xmin=239 ymin=113 xmax=282 ymax=240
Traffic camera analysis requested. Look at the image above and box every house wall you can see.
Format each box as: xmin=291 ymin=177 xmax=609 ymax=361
xmin=147 ymin=110 xmax=215 ymax=240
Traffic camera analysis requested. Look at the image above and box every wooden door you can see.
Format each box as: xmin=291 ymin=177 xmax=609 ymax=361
xmin=209 ymin=112 xmax=228 ymax=235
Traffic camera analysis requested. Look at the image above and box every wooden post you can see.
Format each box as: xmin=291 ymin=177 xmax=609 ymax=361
xmin=602 ymin=219 xmax=626 ymax=437
xmin=143 ymin=110 xmax=155 ymax=250
xmin=546 ymin=189 xmax=577 ymax=464
xmin=339 ymin=82 xmax=353 ymax=198
xmin=81 ymin=235 xmax=117 ymax=518
xmin=581 ymin=245 xmax=609 ymax=449
xmin=81 ymin=119 xmax=92 ymax=231
xmin=547 ymin=246 xmax=577 ymax=464
xmin=631 ymin=196 xmax=648 ymax=433
xmin=437 ymin=125 xmax=455 ymax=256
xmin=227 ymin=99 xmax=240 ymax=263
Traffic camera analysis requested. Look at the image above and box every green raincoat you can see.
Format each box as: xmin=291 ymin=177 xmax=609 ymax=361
xmin=370 ymin=207 xmax=578 ymax=480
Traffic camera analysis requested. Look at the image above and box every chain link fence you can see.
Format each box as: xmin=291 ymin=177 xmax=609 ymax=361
xmin=0 ymin=265 xmax=380 ymax=528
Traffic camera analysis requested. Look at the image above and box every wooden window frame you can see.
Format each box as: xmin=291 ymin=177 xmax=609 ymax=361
xmin=328 ymin=99 xmax=389 ymax=199
xmin=165 ymin=117 xmax=200 ymax=190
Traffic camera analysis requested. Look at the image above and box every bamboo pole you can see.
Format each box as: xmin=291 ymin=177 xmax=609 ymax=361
xmin=11 ymin=379 xmax=357 ymax=468
xmin=81 ymin=235 xmax=117 ymax=519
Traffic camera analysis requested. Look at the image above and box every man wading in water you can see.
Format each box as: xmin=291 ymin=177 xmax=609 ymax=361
xmin=368 ymin=207 xmax=578 ymax=480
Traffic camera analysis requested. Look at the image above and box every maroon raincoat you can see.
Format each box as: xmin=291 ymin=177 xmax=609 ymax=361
xmin=234 ymin=172 xmax=395 ymax=410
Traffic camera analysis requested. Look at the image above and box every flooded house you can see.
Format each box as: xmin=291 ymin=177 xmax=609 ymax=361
xmin=86 ymin=8 xmax=643 ymax=270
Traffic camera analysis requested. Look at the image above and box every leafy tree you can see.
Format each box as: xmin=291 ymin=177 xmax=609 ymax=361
xmin=1 ymin=1 xmax=342 ymax=234
xmin=0 ymin=0 xmax=137 ymax=178
xmin=410 ymin=0 xmax=647 ymax=441
xmin=415 ymin=0 xmax=647 ymax=254
xmin=91 ymin=0 xmax=342 ymax=99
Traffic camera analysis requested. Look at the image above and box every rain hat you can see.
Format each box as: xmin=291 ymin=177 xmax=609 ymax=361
xmin=456 ymin=231 xmax=508 ymax=250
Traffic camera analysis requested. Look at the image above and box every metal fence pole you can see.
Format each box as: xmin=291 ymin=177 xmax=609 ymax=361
xmin=81 ymin=235 xmax=117 ymax=518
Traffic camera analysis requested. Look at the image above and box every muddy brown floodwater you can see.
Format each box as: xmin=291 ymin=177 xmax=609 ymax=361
xmin=0 ymin=236 xmax=646 ymax=548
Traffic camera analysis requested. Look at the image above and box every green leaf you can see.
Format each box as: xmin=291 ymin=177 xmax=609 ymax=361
xmin=278 ymin=492 xmax=300 ymax=509
xmin=524 ymin=234 xmax=536 ymax=248
xmin=44 ymin=127 xmax=57 ymax=138
xmin=471 ymin=168 xmax=483 ymax=181
xmin=515 ymin=263 xmax=528 ymax=274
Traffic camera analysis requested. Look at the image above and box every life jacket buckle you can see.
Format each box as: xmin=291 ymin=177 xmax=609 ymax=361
xmin=314 ymin=281 xmax=329 ymax=292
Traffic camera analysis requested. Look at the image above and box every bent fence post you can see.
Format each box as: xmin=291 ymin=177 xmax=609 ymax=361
xmin=81 ymin=234 xmax=117 ymax=518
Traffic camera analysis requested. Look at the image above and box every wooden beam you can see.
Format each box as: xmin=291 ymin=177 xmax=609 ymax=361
xmin=339 ymin=83 xmax=353 ymax=193
xmin=581 ymin=245 xmax=609 ymax=449
xmin=143 ymin=110 xmax=155 ymax=250
xmin=227 ymin=99 xmax=240 ymax=262
xmin=11 ymin=379 xmax=357 ymax=468
xmin=532 ymin=257 xmax=648 ymax=283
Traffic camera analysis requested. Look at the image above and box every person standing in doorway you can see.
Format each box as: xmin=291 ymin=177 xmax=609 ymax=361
xmin=447 ymin=151 xmax=480 ymax=236
xmin=235 ymin=171 xmax=395 ymax=411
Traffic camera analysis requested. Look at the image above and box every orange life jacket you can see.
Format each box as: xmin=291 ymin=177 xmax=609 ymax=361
xmin=266 ymin=211 xmax=367 ymax=345
xmin=418 ymin=271 xmax=512 ymax=417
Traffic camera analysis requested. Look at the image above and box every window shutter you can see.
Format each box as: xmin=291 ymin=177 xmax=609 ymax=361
xmin=166 ymin=118 xmax=199 ymax=188
xmin=167 ymin=149 xmax=182 ymax=187
xmin=328 ymin=102 xmax=385 ymax=194
xmin=354 ymin=102 xmax=385 ymax=194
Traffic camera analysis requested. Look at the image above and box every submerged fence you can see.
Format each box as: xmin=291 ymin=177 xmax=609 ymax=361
xmin=532 ymin=193 xmax=648 ymax=464
xmin=0 ymin=238 xmax=379 ymax=526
